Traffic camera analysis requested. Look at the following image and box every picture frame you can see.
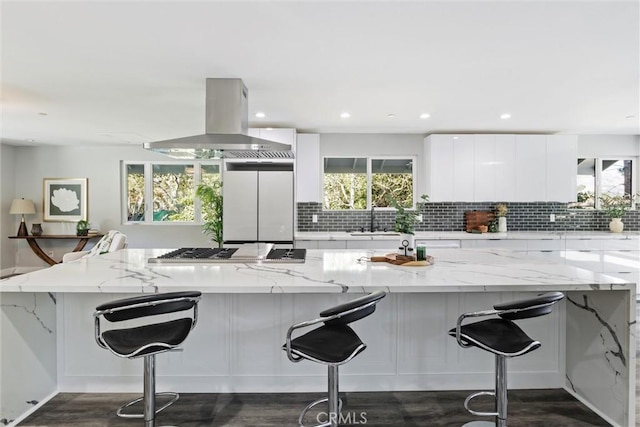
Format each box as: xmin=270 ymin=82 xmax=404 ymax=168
xmin=43 ymin=178 xmax=88 ymax=222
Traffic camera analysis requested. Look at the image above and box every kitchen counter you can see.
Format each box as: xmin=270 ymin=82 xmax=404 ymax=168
xmin=296 ymin=230 xmax=640 ymax=241
xmin=0 ymin=248 xmax=636 ymax=427
xmin=0 ymin=247 xmax=634 ymax=293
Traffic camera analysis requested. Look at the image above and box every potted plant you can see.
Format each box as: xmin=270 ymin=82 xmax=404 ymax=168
xmin=76 ymin=220 xmax=90 ymax=236
xmin=495 ymin=203 xmax=508 ymax=232
xmin=389 ymin=194 xmax=428 ymax=256
xmin=195 ymin=181 xmax=223 ymax=247
xmin=599 ymin=193 xmax=633 ymax=233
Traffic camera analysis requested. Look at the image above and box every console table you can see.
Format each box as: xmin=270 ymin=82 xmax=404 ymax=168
xmin=8 ymin=234 xmax=103 ymax=265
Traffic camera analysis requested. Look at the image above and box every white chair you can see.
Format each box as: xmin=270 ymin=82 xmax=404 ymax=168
xmin=62 ymin=230 xmax=127 ymax=263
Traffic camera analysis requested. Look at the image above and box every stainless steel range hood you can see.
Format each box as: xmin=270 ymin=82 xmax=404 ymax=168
xmin=143 ymin=79 xmax=294 ymax=159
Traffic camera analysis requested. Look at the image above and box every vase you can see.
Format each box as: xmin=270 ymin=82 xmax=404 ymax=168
xmin=398 ymin=233 xmax=415 ymax=256
xmin=609 ymin=218 xmax=624 ymax=233
xmin=498 ymin=217 xmax=507 ymax=232
xmin=31 ymin=223 xmax=43 ymax=236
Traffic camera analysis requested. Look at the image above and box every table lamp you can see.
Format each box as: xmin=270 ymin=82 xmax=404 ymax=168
xmin=10 ymin=198 xmax=36 ymax=237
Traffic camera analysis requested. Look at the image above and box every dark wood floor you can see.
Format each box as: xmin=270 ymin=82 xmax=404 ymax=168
xmin=18 ymin=389 xmax=609 ymax=426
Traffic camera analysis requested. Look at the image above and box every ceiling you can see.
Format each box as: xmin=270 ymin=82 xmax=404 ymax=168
xmin=1 ymin=0 xmax=639 ymax=147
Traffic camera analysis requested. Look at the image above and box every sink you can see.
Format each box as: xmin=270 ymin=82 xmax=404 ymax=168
xmin=350 ymin=232 xmax=400 ymax=237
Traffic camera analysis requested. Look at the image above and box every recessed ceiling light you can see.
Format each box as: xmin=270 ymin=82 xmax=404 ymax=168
xmin=453 ymin=136 xmax=459 ymax=140
xmin=420 ymin=113 xmax=431 ymax=119
xmin=265 ymin=127 xmax=273 ymax=131
xmin=340 ymin=112 xmax=350 ymax=119
xmin=387 ymin=114 xmax=396 ymax=119
xmin=500 ymin=113 xmax=511 ymax=120
xmin=255 ymin=112 xmax=265 ymax=118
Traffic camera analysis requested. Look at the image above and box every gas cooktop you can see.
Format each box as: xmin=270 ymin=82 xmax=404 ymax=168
xmin=148 ymin=246 xmax=306 ymax=264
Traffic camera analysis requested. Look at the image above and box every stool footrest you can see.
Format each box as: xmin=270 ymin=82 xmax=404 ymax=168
xmin=116 ymin=392 xmax=179 ymax=419
xmin=298 ymin=397 xmax=343 ymax=427
xmin=464 ymin=391 xmax=498 ymax=417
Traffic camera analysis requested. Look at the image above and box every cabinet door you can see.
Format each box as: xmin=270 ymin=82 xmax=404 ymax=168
xmin=296 ymin=134 xmax=321 ymax=203
xmin=493 ymin=135 xmax=516 ymax=201
xmin=257 ymin=128 xmax=296 ymax=145
xmin=425 ymin=135 xmax=454 ymax=201
xmin=223 ymin=170 xmax=258 ymax=241
xmin=546 ymin=135 xmax=577 ymax=202
xmin=258 ymin=171 xmax=294 ymax=242
xmin=473 ymin=135 xmax=494 ymax=202
xmin=515 ymin=135 xmax=546 ymax=201
xmin=452 ymin=135 xmax=475 ymax=201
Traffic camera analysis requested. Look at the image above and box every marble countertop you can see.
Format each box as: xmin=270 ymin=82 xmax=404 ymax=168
xmin=295 ymin=230 xmax=640 ymax=241
xmin=0 ymin=248 xmax=633 ymax=294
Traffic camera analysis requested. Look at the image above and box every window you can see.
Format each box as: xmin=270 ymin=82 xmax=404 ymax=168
xmin=570 ymin=157 xmax=636 ymax=209
xmin=122 ymin=161 xmax=221 ymax=223
xmin=323 ymin=157 xmax=415 ymax=210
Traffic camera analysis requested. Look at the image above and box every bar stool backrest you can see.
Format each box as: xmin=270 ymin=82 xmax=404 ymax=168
xmin=95 ymin=291 xmax=201 ymax=322
xmin=320 ymin=290 xmax=386 ymax=326
xmin=495 ymin=291 xmax=564 ymax=321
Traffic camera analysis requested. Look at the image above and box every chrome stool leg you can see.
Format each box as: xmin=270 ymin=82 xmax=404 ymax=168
xmin=462 ymin=355 xmax=508 ymax=427
xmin=116 ymin=354 xmax=179 ymax=427
xmin=298 ymin=365 xmax=343 ymax=427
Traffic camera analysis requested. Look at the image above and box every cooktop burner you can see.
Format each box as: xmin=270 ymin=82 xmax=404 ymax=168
xmin=148 ymin=246 xmax=306 ymax=264
xmin=267 ymin=249 xmax=306 ymax=260
xmin=155 ymin=248 xmax=238 ymax=260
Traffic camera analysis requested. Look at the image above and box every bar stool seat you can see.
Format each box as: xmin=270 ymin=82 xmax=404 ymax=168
xmin=94 ymin=291 xmax=201 ymax=427
xmin=448 ymin=292 xmax=564 ymax=427
xmin=283 ymin=290 xmax=386 ymax=427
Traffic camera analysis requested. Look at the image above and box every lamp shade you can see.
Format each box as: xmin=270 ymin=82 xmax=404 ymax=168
xmin=9 ymin=198 xmax=36 ymax=215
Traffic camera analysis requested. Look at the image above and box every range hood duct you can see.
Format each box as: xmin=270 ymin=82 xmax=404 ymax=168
xmin=143 ymin=78 xmax=293 ymax=159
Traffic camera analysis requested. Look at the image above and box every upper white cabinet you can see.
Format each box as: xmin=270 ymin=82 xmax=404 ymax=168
xmin=425 ymin=134 xmax=577 ymax=202
xmin=515 ymin=135 xmax=546 ymax=202
xmin=248 ymin=128 xmax=297 ymax=150
xmin=296 ymin=133 xmax=321 ymax=203
xmin=546 ymin=135 xmax=577 ymax=202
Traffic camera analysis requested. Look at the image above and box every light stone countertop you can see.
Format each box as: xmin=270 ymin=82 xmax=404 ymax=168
xmin=295 ymin=230 xmax=640 ymax=241
xmin=0 ymin=247 xmax=632 ymax=294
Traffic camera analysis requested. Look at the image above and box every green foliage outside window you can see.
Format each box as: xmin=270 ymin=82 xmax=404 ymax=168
xmin=323 ymin=173 xmax=367 ymax=210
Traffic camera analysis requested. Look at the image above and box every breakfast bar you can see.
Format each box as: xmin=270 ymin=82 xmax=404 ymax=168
xmin=0 ymin=247 xmax=636 ymax=426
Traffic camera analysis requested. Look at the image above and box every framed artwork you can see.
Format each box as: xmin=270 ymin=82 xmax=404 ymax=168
xmin=43 ymin=178 xmax=88 ymax=222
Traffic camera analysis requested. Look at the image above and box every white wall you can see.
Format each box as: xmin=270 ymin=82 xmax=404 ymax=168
xmin=1 ymin=145 xmax=17 ymax=271
xmin=8 ymin=145 xmax=218 ymax=269
xmin=319 ymin=133 xmax=426 ymax=197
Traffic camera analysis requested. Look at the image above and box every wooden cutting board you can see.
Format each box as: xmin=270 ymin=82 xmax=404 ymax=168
xmin=465 ymin=210 xmax=494 ymax=232
xmin=371 ymin=253 xmax=434 ymax=267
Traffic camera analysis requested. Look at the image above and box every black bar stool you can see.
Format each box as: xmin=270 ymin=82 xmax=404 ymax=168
xmin=448 ymin=292 xmax=564 ymax=427
xmin=94 ymin=291 xmax=201 ymax=427
xmin=283 ymin=290 xmax=386 ymax=427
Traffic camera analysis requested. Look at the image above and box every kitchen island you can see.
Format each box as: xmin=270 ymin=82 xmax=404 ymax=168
xmin=0 ymin=248 xmax=635 ymax=426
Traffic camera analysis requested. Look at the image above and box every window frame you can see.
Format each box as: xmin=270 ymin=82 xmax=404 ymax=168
xmin=570 ymin=156 xmax=637 ymax=210
xmin=121 ymin=160 xmax=222 ymax=224
xmin=322 ymin=155 xmax=417 ymax=211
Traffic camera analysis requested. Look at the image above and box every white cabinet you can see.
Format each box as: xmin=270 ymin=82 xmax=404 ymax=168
xmin=425 ymin=133 xmax=573 ymax=203
xmin=424 ymin=135 xmax=454 ymax=202
xmin=493 ymin=135 xmax=517 ymax=200
xmin=295 ymin=134 xmax=321 ymax=203
xmin=473 ymin=134 xmax=516 ymax=202
xmin=515 ymin=135 xmax=546 ymax=202
xmin=452 ymin=135 xmax=475 ymax=201
xmin=546 ymin=135 xmax=577 ymax=202
xmin=248 ymin=128 xmax=296 ymax=147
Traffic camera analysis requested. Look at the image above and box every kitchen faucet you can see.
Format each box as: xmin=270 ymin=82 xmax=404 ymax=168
xmin=370 ymin=204 xmax=377 ymax=232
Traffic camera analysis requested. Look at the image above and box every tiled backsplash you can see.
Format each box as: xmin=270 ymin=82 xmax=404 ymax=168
xmin=297 ymin=202 xmax=640 ymax=232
